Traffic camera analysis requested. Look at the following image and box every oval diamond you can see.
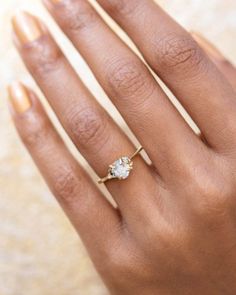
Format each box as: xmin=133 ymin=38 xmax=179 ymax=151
xmin=110 ymin=157 xmax=132 ymax=180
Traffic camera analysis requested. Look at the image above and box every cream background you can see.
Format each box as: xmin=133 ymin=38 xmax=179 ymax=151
xmin=0 ymin=1 xmax=236 ymax=294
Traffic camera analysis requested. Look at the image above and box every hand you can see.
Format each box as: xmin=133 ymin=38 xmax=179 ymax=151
xmin=8 ymin=1 xmax=236 ymax=294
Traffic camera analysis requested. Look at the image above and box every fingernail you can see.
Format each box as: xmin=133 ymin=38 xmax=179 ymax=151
xmin=192 ymin=32 xmax=224 ymax=61
xmin=8 ymin=82 xmax=32 ymax=113
xmin=12 ymin=11 xmax=43 ymax=44
xmin=43 ymin=0 xmax=62 ymax=6
xmin=50 ymin=0 xmax=62 ymax=3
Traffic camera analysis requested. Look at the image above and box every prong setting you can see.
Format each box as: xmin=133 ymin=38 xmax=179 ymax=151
xmin=98 ymin=146 xmax=143 ymax=184
xmin=108 ymin=156 xmax=133 ymax=180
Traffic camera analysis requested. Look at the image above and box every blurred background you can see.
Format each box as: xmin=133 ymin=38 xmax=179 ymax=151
xmin=0 ymin=0 xmax=235 ymax=294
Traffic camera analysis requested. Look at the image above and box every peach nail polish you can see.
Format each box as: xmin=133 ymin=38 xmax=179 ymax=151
xmin=8 ymin=82 xmax=32 ymax=113
xmin=192 ymin=32 xmax=224 ymax=61
xmin=12 ymin=11 xmax=43 ymax=44
xmin=50 ymin=0 xmax=62 ymax=3
xmin=43 ymin=0 xmax=62 ymax=6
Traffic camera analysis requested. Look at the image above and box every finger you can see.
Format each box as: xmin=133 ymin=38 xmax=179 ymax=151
xmin=192 ymin=32 xmax=236 ymax=91
xmin=12 ymin=12 xmax=157 ymax=223
xmin=42 ymin=0 xmax=203 ymax=180
xmin=96 ymin=0 xmax=236 ymax=151
xmin=8 ymin=81 xmax=121 ymax=264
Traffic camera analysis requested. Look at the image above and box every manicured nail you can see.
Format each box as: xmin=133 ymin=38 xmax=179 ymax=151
xmin=43 ymin=0 xmax=62 ymax=6
xmin=12 ymin=11 xmax=43 ymax=44
xmin=8 ymin=82 xmax=32 ymax=113
xmin=50 ymin=0 xmax=62 ymax=3
xmin=192 ymin=32 xmax=224 ymax=61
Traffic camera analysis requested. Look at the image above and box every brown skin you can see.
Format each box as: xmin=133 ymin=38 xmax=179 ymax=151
xmin=8 ymin=0 xmax=236 ymax=294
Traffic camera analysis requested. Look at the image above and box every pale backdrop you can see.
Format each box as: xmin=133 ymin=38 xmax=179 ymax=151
xmin=0 ymin=1 xmax=236 ymax=294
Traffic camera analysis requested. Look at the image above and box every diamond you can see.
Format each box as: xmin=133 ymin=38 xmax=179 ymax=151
xmin=98 ymin=147 xmax=143 ymax=184
xmin=109 ymin=157 xmax=133 ymax=180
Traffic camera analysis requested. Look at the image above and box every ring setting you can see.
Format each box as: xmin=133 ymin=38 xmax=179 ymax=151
xmin=98 ymin=146 xmax=143 ymax=184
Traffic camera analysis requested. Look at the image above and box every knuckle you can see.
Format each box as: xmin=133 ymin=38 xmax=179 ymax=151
xmin=107 ymin=59 xmax=152 ymax=100
xmin=141 ymin=215 xmax=168 ymax=254
xmin=110 ymin=255 xmax=153 ymax=286
xmin=67 ymin=106 xmax=108 ymax=148
xmin=156 ymin=34 xmax=205 ymax=71
xmin=56 ymin=0 xmax=97 ymax=33
xmin=159 ymin=225 xmax=189 ymax=255
xmin=21 ymin=113 xmax=50 ymax=147
xmin=25 ymin=36 xmax=62 ymax=76
xmin=143 ymin=217 xmax=192 ymax=263
xmin=105 ymin=249 xmax=127 ymax=273
xmin=143 ymin=218 xmax=160 ymax=245
xmin=189 ymin=166 xmax=234 ymax=222
xmin=53 ymin=165 xmax=82 ymax=203
xmin=104 ymin=247 xmax=138 ymax=279
xmin=103 ymin=0 xmax=136 ymax=16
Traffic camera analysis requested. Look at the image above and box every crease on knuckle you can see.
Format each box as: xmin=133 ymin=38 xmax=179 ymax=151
xmin=25 ymin=36 xmax=63 ymax=76
xmin=107 ymin=59 xmax=153 ymax=102
xmin=156 ymin=33 xmax=205 ymax=72
xmin=21 ymin=113 xmax=50 ymax=147
xmin=67 ymin=106 xmax=109 ymax=148
xmin=53 ymin=165 xmax=83 ymax=203
xmin=57 ymin=0 xmax=97 ymax=33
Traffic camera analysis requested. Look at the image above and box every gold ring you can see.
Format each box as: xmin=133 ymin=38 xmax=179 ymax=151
xmin=98 ymin=146 xmax=143 ymax=184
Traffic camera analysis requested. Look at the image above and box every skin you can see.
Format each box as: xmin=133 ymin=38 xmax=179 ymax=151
xmin=8 ymin=0 xmax=236 ymax=294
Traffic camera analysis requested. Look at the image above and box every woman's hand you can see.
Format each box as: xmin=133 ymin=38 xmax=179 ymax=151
xmin=8 ymin=1 xmax=236 ymax=294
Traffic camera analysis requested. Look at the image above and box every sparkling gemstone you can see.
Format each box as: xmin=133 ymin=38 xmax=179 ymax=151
xmin=110 ymin=157 xmax=132 ymax=179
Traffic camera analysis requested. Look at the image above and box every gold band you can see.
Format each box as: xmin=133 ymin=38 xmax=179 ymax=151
xmin=98 ymin=146 xmax=143 ymax=184
xmin=130 ymin=146 xmax=143 ymax=160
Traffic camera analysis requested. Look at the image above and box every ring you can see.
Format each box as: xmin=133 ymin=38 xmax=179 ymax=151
xmin=98 ymin=146 xmax=143 ymax=184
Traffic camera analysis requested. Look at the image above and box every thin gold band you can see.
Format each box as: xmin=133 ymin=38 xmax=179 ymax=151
xmin=130 ymin=146 xmax=143 ymax=160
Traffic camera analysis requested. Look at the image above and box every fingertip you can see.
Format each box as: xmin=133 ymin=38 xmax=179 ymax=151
xmin=11 ymin=11 xmax=48 ymax=47
xmin=8 ymin=81 xmax=32 ymax=114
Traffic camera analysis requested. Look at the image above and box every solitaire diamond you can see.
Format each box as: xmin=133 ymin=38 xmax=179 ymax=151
xmin=98 ymin=146 xmax=143 ymax=184
xmin=109 ymin=157 xmax=133 ymax=180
